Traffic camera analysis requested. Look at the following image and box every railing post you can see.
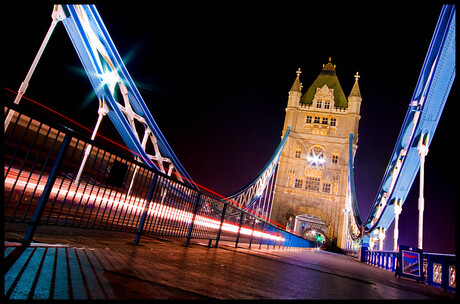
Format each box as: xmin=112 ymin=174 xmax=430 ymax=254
xmin=284 ymin=233 xmax=289 ymax=249
xmin=134 ymin=174 xmax=159 ymax=245
xmin=392 ymin=253 xmax=397 ymax=272
xmin=234 ymin=211 xmax=245 ymax=248
xmin=360 ymin=243 xmax=369 ymax=263
xmin=248 ymin=219 xmax=256 ymax=249
xmin=267 ymin=227 xmax=271 ymax=249
xmin=441 ymin=257 xmax=448 ymax=290
xmin=214 ymin=203 xmax=227 ymax=248
xmin=184 ymin=193 xmax=202 ymax=247
xmin=259 ymin=222 xmax=266 ymax=249
xmin=23 ymin=134 xmax=71 ymax=246
xmin=279 ymin=231 xmax=284 ymax=249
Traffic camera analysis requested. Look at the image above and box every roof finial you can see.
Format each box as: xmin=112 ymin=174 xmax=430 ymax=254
xmin=290 ymin=68 xmax=302 ymax=92
xmin=354 ymin=71 xmax=360 ymax=81
xmin=322 ymin=57 xmax=336 ymax=72
xmin=296 ymin=67 xmax=302 ymax=77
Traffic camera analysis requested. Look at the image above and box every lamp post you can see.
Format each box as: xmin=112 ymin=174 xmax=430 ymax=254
xmin=393 ymin=199 xmax=402 ymax=252
xmin=417 ymin=133 xmax=429 ymax=250
xmin=5 ymin=6 xmax=66 ymax=131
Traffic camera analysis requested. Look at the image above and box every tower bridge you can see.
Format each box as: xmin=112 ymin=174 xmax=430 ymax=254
xmin=3 ymin=4 xmax=456 ymax=299
xmin=270 ymin=58 xmax=361 ymax=251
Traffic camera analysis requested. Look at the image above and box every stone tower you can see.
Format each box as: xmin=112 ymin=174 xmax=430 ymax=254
xmin=270 ymin=58 xmax=362 ymax=250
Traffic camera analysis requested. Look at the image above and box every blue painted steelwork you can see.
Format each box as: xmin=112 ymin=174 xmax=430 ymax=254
xmin=347 ymin=133 xmax=362 ymax=240
xmin=347 ymin=5 xmax=455 ymax=243
xmin=361 ymin=248 xmax=455 ymax=292
xmin=227 ymin=127 xmax=290 ymax=220
xmin=58 ymin=5 xmax=194 ymax=186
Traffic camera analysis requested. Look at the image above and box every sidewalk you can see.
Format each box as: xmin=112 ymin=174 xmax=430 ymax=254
xmin=3 ymin=224 xmax=455 ymax=300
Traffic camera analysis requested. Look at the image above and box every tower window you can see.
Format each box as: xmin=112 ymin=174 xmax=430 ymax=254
xmin=309 ymin=146 xmax=324 ymax=159
xmin=307 ymin=146 xmax=325 ymax=168
xmin=316 ymin=98 xmax=322 ymax=108
xmin=324 ymin=100 xmax=330 ymax=109
xmin=295 ymin=149 xmax=302 ymax=158
xmin=294 ymin=179 xmax=303 ymax=188
xmin=306 ymin=115 xmax=312 ymax=124
xmin=332 ymin=155 xmax=339 ymax=164
xmin=330 ymin=118 xmax=337 ymax=126
xmin=314 ymin=116 xmax=320 ymax=124
xmin=322 ymin=183 xmax=331 ymax=193
xmin=305 ymin=176 xmax=320 ymax=192
xmin=322 ymin=117 xmax=328 ymax=125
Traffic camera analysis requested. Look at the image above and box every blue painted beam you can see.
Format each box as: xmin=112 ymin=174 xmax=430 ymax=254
xmin=59 ymin=5 xmax=194 ymax=186
xmin=362 ymin=5 xmax=455 ymax=237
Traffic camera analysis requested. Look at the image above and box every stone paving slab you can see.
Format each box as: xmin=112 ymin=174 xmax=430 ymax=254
xmin=3 ymin=224 xmax=455 ymax=300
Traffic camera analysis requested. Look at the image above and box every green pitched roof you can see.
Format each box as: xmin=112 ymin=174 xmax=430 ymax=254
xmin=300 ymin=60 xmax=348 ymax=109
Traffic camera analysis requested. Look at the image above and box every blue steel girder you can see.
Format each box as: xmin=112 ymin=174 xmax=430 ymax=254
xmin=347 ymin=133 xmax=363 ymax=240
xmin=58 ymin=5 xmax=194 ymax=187
xmin=363 ymin=5 xmax=455 ymax=236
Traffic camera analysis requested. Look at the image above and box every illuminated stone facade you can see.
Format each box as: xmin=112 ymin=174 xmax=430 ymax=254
xmin=270 ymin=59 xmax=362 ymax=250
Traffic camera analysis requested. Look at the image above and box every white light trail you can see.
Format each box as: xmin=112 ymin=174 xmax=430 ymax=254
xmin=4 ymin=167 xmax=284 ymax=242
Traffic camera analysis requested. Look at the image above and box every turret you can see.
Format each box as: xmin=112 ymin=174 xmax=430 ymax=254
xmin=288 ymin=68 xmax=302 ymax=107
xmin=348 ymin=72 xmax=362 ymax=144
xmin=348 ymin=72 xmax=362 ymax=114
xmin=283 ymin=68 xmax=302 ymax=133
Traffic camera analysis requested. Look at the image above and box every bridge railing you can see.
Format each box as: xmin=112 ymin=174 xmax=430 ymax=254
xmin=363 ymin=250 xmax=398 ymax=272
xmin=423 ymin=253 xmax=456 ymax=292
xmin=4 ymin=100 xmax=313 ymax=250
xmin=360 ymin=248 xmax=455 ymax=292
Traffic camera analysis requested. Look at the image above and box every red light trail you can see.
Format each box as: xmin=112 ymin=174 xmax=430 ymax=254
xmin=4 ymin=167 xmax=284 ymax=241
xmin=4 ymin=87 xmax=298 ymax=236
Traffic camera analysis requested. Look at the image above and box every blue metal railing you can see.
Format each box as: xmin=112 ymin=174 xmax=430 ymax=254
xmin=4 ymin=100 xmax=313 ymax=250
xmin=424 ymin=253 xmax=456 ymax=292
xmin=358 ymin=248 xmax=456 ymax=292
xmin=363 ymin=250 xmax=398 ymax=272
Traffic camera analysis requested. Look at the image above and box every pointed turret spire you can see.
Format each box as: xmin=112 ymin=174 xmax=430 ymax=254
xmin=349 ymin=72 xmax=361 ymax=98
xmin=290 ymin=68 xmax=302 ymax=92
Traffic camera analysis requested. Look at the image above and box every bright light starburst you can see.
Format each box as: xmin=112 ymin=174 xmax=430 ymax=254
xmin=307 ymin=148 xmax=325 ymax=168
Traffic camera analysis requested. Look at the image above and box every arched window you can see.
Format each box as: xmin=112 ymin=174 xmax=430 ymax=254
xmin=309 ymin=146 xmax=324 ymax=158
xmin=307 ymin=146 xmax=325 ymax=168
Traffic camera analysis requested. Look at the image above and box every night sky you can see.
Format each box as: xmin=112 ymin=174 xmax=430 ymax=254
xmin=4 ymin=3 xmax=456 ymax=253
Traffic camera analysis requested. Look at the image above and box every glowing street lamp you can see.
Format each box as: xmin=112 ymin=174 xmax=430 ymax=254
xmin=316 ymin=233 xmax=323 ymax=243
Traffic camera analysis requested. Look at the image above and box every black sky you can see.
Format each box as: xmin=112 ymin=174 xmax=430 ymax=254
xmin=4 ymin=2 xmax=456 ymax=253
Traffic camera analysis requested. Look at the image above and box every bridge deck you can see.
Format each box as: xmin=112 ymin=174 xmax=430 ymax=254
xmin=4 ymin=223 xmax=453 ymax=300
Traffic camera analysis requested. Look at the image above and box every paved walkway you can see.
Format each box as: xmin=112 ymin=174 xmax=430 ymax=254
xmin=3 ymin=224 xmax=455 ymax=300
